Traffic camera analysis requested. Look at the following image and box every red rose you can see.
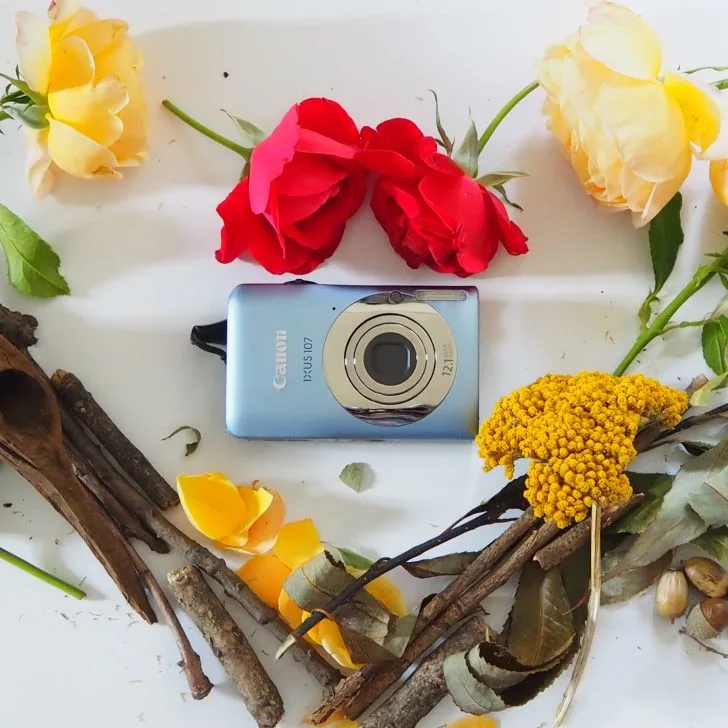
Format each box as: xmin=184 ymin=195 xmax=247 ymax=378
xmin=357 ymin=118 xmax=528 ymax=277
xmin=216 ymin=98 xmax=366 ymax=274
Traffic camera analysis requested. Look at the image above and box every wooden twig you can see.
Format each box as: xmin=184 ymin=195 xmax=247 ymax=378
xmin=533 ymin=494 xmax=643 ymax=571
xmin=168 ymin=565 xmax=283 ymax=728
xmin=62 ymin=403 xmax=341 ymax=690
xmin=127 ymin=550 xmax=212 ymax=699
xmin=52 ymin=370 xmax=179 ymax=510
xmin=0 ymin=303 xmax=37 ymax=349
xmin=358 ymin=613 xmax=494 ymax=728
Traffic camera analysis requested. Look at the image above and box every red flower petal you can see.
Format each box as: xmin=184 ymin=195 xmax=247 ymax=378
xmin=483 ymin=188 xmax=529 ymax=255
xmin=276 ymin=185 xmax=340 ymax=226
xmin=215 ymin=179 xmax=252 ymax=264
xmin=249 ymin=105 xmax=300 ymax=214
xmin=367 ymin=118 xmax=427 ymax=161
xmin=356 ymin=148 xmax=419 ymax=177
xmin=275 ymin=154 xmax=348 ymax=196
xmin=296 ymin=97 xmax=360 ymax=146
xmin=296 ymin=128 xmax=358 ymax=159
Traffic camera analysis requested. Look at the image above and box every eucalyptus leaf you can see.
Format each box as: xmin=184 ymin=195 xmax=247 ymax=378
xmin=283 ymin=549 xmax=416 ymax=663
xmin=682 ymin=442 xmax=714 ymax=456
xmin=477 ymin=170 xmax=528 ymax=188
xmin=611 ymin=473 xmax=674 ymax=535
xmin=601 ymin=550 xmax=672 ymax=604
xmin=492 ymin=183 xmax=524 ymax=211
xmin=453 ymin=117 xmax=479 ymax=177
xmin=694 ymin=527 xmax=728 ymax=565
xmin=221 ymin=109 xmax=264 ymax=146
xmin=162 ymin=425 xmax=201 ymax=457
xmin=606 ymin=441 xmax=728 ymax=575
xmin=429 ymin=89 xmax=453 ymax=156
xmin=0 ymin=204 xmax=70 ymax=298
xmin=1 ymin=103 xmax=49 ymax=130
xmin=339 ymin=462 xmax=368 ymax=492
xmin=506 ymin=564 xmax=575 ymax=667
xmin=688 ymin=460 xmax=728 ymax=526
xmin=701 ymin=316 xmax=728 ymax=375
xmin=403 ymin=551 xmax=479 ymax=578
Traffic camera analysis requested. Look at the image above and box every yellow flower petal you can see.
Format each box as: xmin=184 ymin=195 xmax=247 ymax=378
xmin=67 ymin=19 xmax=128 ymax=56
xmin=16 ymin=11 xmax=51 ymax=94
xmin=46 ymin=117 xmax=120 ymax=179
xmin=636 ymin=172 xmax=690 ymax=227
xmin=447 ymin=717 xmax=499 ymax=728
xmin=236 ymin=554 xmax=291 ymax=608
xmin=663 ymin=72 xmax=721 ymax=155
xmin=238 ymin=489 xmax=286 ymax=555
xmin=49 ymin=77 xmax=127 ymax=147
xmin=578 ymin=1 xmax=661 ymax=81
xmin=48 ymin=0 xmax=88 ymax=23
xmin=318 ymin=619 xmax=361 ymax=669
xmin=363 ymin=576 xmax=408 ymax=617
xmin=710 ymin=160 xmax=728 ymax=206
xmin=48 ymin=35 xmax=94 ymax=93
xmin=301 ymin=610 xmax=323 ymax=645
xmin=237 ymin=484 xmax=274 ymax=528
xmin=303 ymin=711 xmax=357 ymax=728
xmin=278 ymin=590 xmax=305 ymax=629
xmin=273 ymin=519 xmax=324 ymax=571
xmin=176 ymin=472 xmax=248 ymax=541
xmin=26 ymin=128 xmax=57 ymax=199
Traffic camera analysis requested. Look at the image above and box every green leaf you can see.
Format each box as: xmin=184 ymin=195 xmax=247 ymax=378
xmin=688 ymin=451 xmax=728 ymax=526
xmin=0 ymin=73 xmax=46 ymax=106
xmin=0 ymin=204 xmax=70 ymax=298
xmin=336 ymin=546 xmax=375 ymax=571
xmin=0 ymin=109 xmax=10 ymax=123
xmin=601 ymin=550 xmax=672 ymax=604
xmin=339 ymin=462 xmax=368 ymax=493
xmin=492 ymin=183 xmax=524 ymax=212
xmin=506 ymin=564 xmax=576 ymax=667
xmin=403 ymin=551 xmax=479 ymax=578
xmin=612 ymin=473 xmax=674 ymax=534
xmin=283 ymin=549 xmax=416 ymax=663
xmin=694 ymin=527 xmax=728 ymax=565
xmin=161 ymin=425 xmax=201 ymax=457
xmin=640 ymin=192 xmax=684 ymax=326
xmin=477 ymin=171 xmax=528 ymax=188
xmin=221 ymin=109 xmax=265 ymax=147
xmin=1 ymin=103 xmax=49 ymax=130
xmin=453 ymin=116 xmax=479 ymax=177
xmin=702 ymin=316 xmax=728 ymax=375
xmin=428 ymin=90 xmax=453 ymax=156
xmin=690 ymin=372 xmax=728 ymax=407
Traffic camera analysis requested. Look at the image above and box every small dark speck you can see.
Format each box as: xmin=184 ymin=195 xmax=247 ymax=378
xmin=723 ymin=230 xmax=728 ymax=236
xmin=223 ymin=71 xmax=229 ymax=78
xmin=600 ymin=290 xmax=604 ymax=294
xmin=54 ymin=538 xmax=61 ymax=546
xmin=162 ymin=75 xmax=167 ymax=80
xmin=3 ymin=502 xmax=11 ymax=508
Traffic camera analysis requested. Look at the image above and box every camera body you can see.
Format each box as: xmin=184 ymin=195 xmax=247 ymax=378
xmin=225 ymin=282 xmax=479 ymax=440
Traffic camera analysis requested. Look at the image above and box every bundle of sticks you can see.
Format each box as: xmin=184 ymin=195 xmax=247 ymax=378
xmin=0 ymin=304 xmax=341 ymax=728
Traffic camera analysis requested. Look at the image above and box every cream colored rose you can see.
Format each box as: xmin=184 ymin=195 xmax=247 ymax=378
xmin=538 ymin=2 xmax=728 ymax=226
xmin=16 ymin=0 xmax=147 ymax=196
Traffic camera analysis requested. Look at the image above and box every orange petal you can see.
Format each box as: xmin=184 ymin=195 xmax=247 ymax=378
xmin=273 ymin=519 xmax=323 ymax=571
xmin=239 ymin=489 xmax=286 ymax=554
xmin=236 ymin=555 xmax=290 ymax=609
xmin=278 ymin=590 xmax=305 ymax=629
xmin=303 ymin=711 xmax=356 ymax=727
xmin=364 ymin=576 xmax=408 ymax=617
xmin=216 ymin=485 xmax=275 ymax=552
xmin=176 ymin=472 xmax=248 ymax=541
xmin=447 ymin=717 xmax=499 ymax=728
xmin=16 ymin=11 xmax=51 ymax=95
xmin=318 ymin=619 xmax=361 ymax=669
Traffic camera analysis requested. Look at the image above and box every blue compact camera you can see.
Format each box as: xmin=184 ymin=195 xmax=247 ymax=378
xmin=192 ymin=282 xmax=479 ymax=440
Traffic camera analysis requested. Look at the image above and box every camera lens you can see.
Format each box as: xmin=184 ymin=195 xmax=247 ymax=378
xmin=362 ymin=332 xmax=417 ymax=386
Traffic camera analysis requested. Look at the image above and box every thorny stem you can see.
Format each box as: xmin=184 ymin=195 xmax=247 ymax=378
xmin=613 ymin=265 xmax=718 ymax=376
xmin=0 ymin=546 xmax=86 ymax=599
xmin=162 ymin=100 xmax=252 ymax=159
xmin=477 ymin=80 xmax=539 ymax=154
xmin=275 ymin=512 xmax=517 ymax=660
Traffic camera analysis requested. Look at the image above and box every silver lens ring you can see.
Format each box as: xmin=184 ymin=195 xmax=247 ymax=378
xmin=344 ymin=316 xmax=435 ymax=403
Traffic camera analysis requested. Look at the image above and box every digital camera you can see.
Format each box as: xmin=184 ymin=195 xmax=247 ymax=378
xmin=193 ymin=281 xmax=479 ymax=440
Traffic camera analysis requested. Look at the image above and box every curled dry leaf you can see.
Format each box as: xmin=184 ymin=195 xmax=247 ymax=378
xmin=162 ymin=425 xmax=202 ymax=457
xmin=339 ymin=463 xmax=368 ymax=493
xmin=283 ymin=549 xmax=416 ymax=664
xmin=403 ymin=552 xmax=479 ymax=579
xmin=612 ymin=473 xmax=674 ymax=535
xmin=601 ymin=550 xmax=673 ymax=605
xmin=694 ymin=527 xmax=728 ymax=565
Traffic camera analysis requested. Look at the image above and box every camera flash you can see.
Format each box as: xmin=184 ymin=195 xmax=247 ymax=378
xmin=415 ymin=290 xmax=468 ymax=302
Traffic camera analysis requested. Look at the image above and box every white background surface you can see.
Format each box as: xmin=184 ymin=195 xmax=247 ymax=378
xmin=1 ymin=0 xmax=728 ymax=726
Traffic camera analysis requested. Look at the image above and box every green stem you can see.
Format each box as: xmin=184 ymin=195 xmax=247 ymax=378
xmin=613 ymin=269 xmax=716 ymax=376
xmin=162 ymin=100 xmax=251 ymax=159
xmin=0 ymin=546 xmax=86 ymax=599
xmin=477 ymin=80 xmax=540 ymax=154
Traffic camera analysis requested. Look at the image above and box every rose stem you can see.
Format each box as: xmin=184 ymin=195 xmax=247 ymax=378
xmin=477 ymin=80 xmax=539 ymax=154
xmin=274 ymin=511 xmax=518 ymax=660
xmin=127 ymin=548 xmax=213 ymax=700
xmin=0 ymin=546 xmax=86 ymax=600
xmin=161 ymin=100 xmax=252 ymax=159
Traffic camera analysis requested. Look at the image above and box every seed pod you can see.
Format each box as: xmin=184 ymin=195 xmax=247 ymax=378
xmin=685 ymin=598 xmax=728 ymax=640
xmin=683 ymin=557 xmax=728 ymax=598
xmin=655 ymin=569 xmax=689 ymax=620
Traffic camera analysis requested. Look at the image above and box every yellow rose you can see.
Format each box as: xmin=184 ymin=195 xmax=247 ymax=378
xmin=538 ymin=1 xmax=728 ymax=226
xmin=15 ymin=0 xmax=148 ymax=196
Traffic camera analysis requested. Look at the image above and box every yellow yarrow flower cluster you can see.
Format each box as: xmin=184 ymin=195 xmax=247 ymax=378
xmin=476 ymin=372 xmax=688 ymax=528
